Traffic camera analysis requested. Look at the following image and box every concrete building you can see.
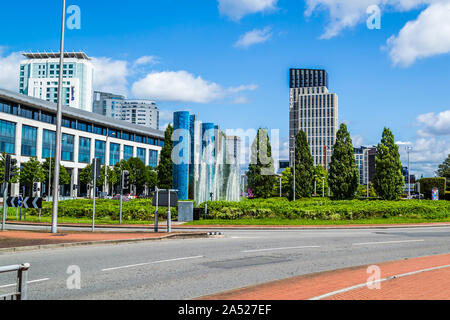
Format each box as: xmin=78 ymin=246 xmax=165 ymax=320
xmin=354 ymin=146 xmax=377 ymax=185
xmin=19 ymin=52 xmax=94 ymax=112
xmin=289 ymin=69 xmax=338 ymax=169
xmin=93 ymin=93 xmax=160 ymax=130
xmin=0 ymin=88 xmax=164 ymax=197
xmin=121 ymin=100 xmax=159 ymax=130
xmin=93 ymin=91 xmax=125 ymax=119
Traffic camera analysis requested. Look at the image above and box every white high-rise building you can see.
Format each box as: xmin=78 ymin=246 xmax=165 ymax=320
xmin=19 ymin=52 xmax=94 ymax=112
xmin=120 ymin=100 xmax=159 ymax=130
xmin=289 ymin=69 xmax=339 ymax=169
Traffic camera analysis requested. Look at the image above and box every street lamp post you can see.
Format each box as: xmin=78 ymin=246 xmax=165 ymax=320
xmin=291 ymin=136 xmax=296 ymax=201
xmin=322 ymin=177 xmax=325 ymax=198
xmin=314 ymin=175 xmax=317 ymax=197
xmin=51 ymin=0 xmax=66 ymax=234
xmin=406 ymin=146 xmax=413 ymax=199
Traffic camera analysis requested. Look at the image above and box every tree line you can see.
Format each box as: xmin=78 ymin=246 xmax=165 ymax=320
xmin=247 ymin=124 xmax=407 ymax=201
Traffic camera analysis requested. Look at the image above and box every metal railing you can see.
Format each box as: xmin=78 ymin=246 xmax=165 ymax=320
xmin=0 ymin=263 xmax=30 ymax=300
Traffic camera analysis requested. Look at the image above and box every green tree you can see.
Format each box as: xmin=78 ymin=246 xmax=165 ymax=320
xmin=294 ymin=130 xmax=315 ymax=198
xmin=437 ymin=154 xmax=450 ymax=190
xmin=42 ymin=158 xmax=70 ymax=194
xmin=357 ymin=183 xmax=377 ymax=198
xmin=314 ymin=164 xmax=329 ymax=197
xmin=19 ymin=157 xmax=45 ymax=196
xmin=273 ymin=167 xmax=293 ymax=197
xmin=145 ymin=166 xmax=158 ymax=192
xmin=157 ymin=125 xmax=174 ymax=189
xmin=0 ymin=152 xmax=19 ymax=184
xmin=128 ymin=157 xmax=147 ymax=194
xmin=329 ymin=123 xmax=359 ymax=200
xmin=373 ymin=128 xmax=405 ymax=200
xmin=247 ymin=128 xmax=276 ymax=198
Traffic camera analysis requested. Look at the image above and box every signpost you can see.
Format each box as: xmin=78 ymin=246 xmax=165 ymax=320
xmin=152 ymin=189 xmax=178 ymax=233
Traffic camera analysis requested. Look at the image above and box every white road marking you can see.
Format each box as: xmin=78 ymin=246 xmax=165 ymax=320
xmin=353 ymin=240 xmax=425 ymax=246
xmin=230 ymin=237 xmax=262 ymax=239
xmin=241 ymin=246 xmax=320 ymax=253
xmin=0 ymin=278 xmax=50 ymax=289
xmin=309 ymin=264 xmax=450 ymax=300
xmin=101 ymin=256 xmax=204 ymax=272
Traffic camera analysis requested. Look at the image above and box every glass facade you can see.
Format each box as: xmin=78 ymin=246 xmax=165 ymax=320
xmin=149 ymin=150 xmax=158 ymax=168
xmin=61 ymin=133 xmax=75 ymax=161
xmin=137 ymin=147 xmax=146 ymax=164
xmin=0 ymin=120 xmax=16 ymax=154
xmin=42 ymin=130 xmax=55 ymax=158
xmin=124 ymin=145 xmax=133 ymax=161
xmin=21 ymin=125 xmax=37 ymax=157
xmin=78 ymin=137 xmax=91 ymax=163
xmin=95 ymin=140 xmax=106 ymax=165
xmin=110 ymin=143 xmax=120 ymax=166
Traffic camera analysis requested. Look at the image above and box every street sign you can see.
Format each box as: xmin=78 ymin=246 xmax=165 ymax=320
xmin=152 ymin=190 xmax=178 ymax=207
xmin=6 ymin=197 xmax=43 ymax=209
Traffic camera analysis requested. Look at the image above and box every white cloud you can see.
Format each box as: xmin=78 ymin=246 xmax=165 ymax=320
xmin=218 ymin=0 xmax=278 ymax=20
xmin=133 ymin=55 xmax=160 ymax=67
xmin=235 ymin=27 xmax=273 ymax=48
xmin=416 ymin=110 xmax=450 ymax=136
xmin=159 ymin=110 xmax=174 ymax=122
xmin=131 ymin=70 xmax=257 ymax=104
xmin=387 ymin=1 xmax=450 ymax=66
xmin=352 ymin=135 xmax=364 ymax=147
xmin=305 ymin=0 xmax=434 ymax=39
xmin=0 ymin=49 xmax=22 ymax=91
xmin=91 ymin=57 xmax=129 ymax=96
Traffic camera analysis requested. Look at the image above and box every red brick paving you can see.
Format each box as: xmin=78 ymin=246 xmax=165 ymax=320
xmin=201 ymin=254 xmax=450 ymax=300
xmin=0 ymin=230 xmax=191 ymax=249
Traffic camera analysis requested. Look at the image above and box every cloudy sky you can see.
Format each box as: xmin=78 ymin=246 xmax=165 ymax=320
xmin=0 ymin=0 xmax=449 ymax=177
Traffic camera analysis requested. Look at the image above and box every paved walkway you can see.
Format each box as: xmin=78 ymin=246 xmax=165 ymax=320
xmin=0 ymin=230 xmax=204 ymax=250
xmin=201 ymin=254 xmax=450 ymax=300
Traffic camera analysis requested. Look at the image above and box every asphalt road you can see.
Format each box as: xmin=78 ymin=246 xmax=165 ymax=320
xmin=0 ymin=226 xmax=449 ymax=300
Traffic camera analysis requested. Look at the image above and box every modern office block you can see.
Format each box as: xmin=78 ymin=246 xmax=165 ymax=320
xmin=354 ymin=146 xmax=377 ymax=185
xmin=289 ymin=68 xmax=338 ymax=169
xmin=19 ymin=52 xmax=94 ymax=112
xmin=93 ymin=91 xmax=125 ymax=118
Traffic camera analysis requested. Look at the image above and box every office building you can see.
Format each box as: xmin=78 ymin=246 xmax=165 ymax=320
xmin=354 ymin=146 xmax=377 ymax=185
xmin=0 ymin=87 xmax=164 ymax=197
xmin=121 ymin=100 xmax=159 ymax=130
xmin=289 ymin=69 xmax=338 ymax=169
xmin=19 ymin=52 xmax=94 ymax=112
xmin=93 ymin=91 xmax=125 ymax=119
xmin=93 ymin=93 xmax=160 ymax=130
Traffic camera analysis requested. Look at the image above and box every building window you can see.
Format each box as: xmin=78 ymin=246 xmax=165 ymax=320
xmin=95 ymin=140 xmax=106 ymax=165
xmin=137 ymin=148 xmax=146 ymax=164
xmin=61 ymin=133 xmax=75 ymax=162
xmin=124 ymin=145 xmax=133 ymax=161
xmin=0 ymin=120 xmax=16 ymax=154
xmin=78 ymin=137 xmax=91 ymax=164
xmin=21 ymin=125 xmax=37 ymax=157
xmin=149 ymin=150 xmax=158 ymax=168
xmin=42 ymin=130 xmax=56 ymax=158
xmin=110 ymin=143 xmax=120 ymax=166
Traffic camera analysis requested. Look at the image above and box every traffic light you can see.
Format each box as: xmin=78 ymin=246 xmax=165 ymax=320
xmin=4 ymin=155 xmax=18 ymax=183
xmin=122 ymin=170 xmax=130 ymax=190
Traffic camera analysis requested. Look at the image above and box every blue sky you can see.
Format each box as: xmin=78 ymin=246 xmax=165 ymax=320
xmin=1 ymin=0 xmax=449 ymax=177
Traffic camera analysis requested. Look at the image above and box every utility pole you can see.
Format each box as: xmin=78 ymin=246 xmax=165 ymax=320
xmin=291 ymin=135 xmax=296 ymax=201
xmin=51 ymin=0 xmax=66 ymax=234
xmin=406 ymin=146 xmax=413 ymax=199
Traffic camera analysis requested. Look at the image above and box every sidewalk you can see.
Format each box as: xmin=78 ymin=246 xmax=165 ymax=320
xmin=201 ymin=253 xmax=450 ymax=300
xmin=0 ymin=230 xmax=208 ymax=253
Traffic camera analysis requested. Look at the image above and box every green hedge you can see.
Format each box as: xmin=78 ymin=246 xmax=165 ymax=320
xmin=418 ymin=178 xmax=447 ymax=199
xmin=199 ymin=198 xmax=450 ymax=221
xmin=27 ymin=199 xmax=177 ymax=222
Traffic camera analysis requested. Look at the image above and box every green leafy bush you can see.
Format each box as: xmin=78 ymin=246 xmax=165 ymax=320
xmin=27 ymin=199 xmax=177 ymax=222
xmin=199 ymin=198 xmax=450 ymax=221
xmin=418 ymin=178 xmax=447 ymax=199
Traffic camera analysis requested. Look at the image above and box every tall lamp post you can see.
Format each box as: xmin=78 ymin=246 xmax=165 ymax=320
xmin=51 ymin=0 xmax=66 ymax=234
xmin=290 ymin=135 xmax=296 ymax=201
xmin=406 ymin=146 xmax=413 ymax=199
